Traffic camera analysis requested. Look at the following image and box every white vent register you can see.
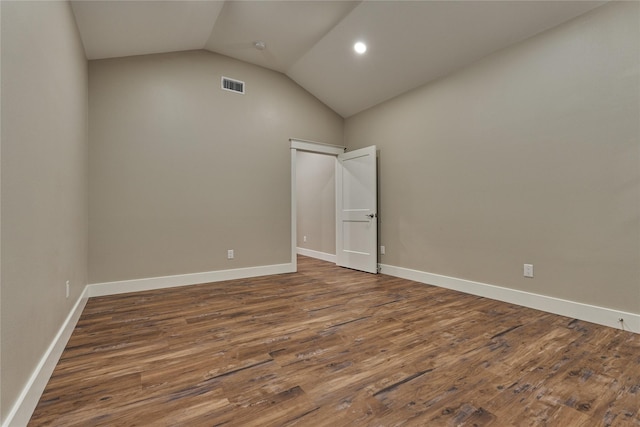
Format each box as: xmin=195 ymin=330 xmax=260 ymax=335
xmin=222 ymin=77 xmax=245 ymax=94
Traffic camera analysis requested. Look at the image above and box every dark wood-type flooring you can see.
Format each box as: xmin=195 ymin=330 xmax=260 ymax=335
xmin=29 ymin=256 xmax=640 ymax=426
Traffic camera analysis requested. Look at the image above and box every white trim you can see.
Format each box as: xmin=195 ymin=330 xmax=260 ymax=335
xmin=3 ymin=289 xmax=89 ymax=427
xmin=296 ymin=247 xmax=337 ymax=263
xmin=87 ymin=263 xmax=294 ymax=297
xmin=290 ymin=138 xmax=343 ymax=274
xmin=380 ymin=263 xmax=640 ymax=334
xmin=290 ymin=138 xmax=345 ymax=155
xmin=6 ymin=263 xmax=635 ymax=427
xmin=291 ymin=148 xmax=298 ymax=270
xmin=3 ymin=262 xmax=296 ymax=426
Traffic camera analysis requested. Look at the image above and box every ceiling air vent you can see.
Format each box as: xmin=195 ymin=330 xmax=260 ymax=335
xmin=221 ymin=76 xmax=245 ymax=94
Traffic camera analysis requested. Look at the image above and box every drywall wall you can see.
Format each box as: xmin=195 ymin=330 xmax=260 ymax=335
xmin=89 ymin=50 xmax=343 ymax=283
xmin=296 ymin=151 xmax=336 ymax=255
xmin=345 ymin=1 xmax=640 ymax=314
xmin=1 ymin=1 xmax=88 ymax=422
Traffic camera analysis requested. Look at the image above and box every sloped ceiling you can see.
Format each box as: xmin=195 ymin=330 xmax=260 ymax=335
xmin=70 ymin=0 xmax=607 ymax=118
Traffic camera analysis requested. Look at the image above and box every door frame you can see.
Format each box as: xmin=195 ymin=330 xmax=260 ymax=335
xmin=290 ymin=138 xmax=345 ymax=272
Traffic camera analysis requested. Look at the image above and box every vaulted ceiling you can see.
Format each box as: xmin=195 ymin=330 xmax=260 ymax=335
xmin=70 ymin=0 xmax=607 ymax=118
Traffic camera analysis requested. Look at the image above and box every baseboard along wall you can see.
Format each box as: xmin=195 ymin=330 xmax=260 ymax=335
xmin=297 ymin=248 xmax=639 ymax=332
xmin=380 ymin=263 xmax=640 ymax=334
xmin=296 ymin=247 xmax=337 ymax=263
xmin=5 ymin=258 xmax=638 ymax=427
xmin=86 ymin=263 xmax=295 ymax=297
xmin=3 ymin=289 xmax=89 ymax=427
xmin=3 ymin=262 xmax=294 ymax=427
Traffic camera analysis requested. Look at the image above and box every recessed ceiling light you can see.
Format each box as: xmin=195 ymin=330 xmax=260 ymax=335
xmin=354 ymin=41 xmax=367 ymax=54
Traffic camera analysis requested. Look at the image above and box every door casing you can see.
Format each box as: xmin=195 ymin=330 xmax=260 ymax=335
xmin=290 ymin=139 xmax=345 ymax=272
xmin=290 ymin=139 xmax=378 ymax=274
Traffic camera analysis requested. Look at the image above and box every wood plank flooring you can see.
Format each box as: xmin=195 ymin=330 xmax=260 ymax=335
xmin=29 ymin=256 xmax=640 ymax=426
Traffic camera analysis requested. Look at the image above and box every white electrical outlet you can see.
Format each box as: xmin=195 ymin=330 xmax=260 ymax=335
xmin=303 ymin=236 xmax=307 ymax=242
xmin=227 ymin=249 xmax=234 ymax=259
xmin=66 ymin=280 xmax=70 ymax=298
xmin=380 ymin=245 xmax=385 ymax=255
xmin=524 ymin=264 xmax=534 ymax=278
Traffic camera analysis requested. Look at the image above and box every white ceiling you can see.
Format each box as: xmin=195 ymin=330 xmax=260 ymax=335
xmin=70 ymin=0 xmax=607 ymax=118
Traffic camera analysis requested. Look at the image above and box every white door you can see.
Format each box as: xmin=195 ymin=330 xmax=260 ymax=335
xmin=336 ymin=145 xmax=378 ymax=274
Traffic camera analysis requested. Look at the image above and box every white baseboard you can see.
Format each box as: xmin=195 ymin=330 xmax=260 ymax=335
xmin=4 ymin=262 xmax=294 ymax=426
xmin=380 ymin=264 xmax=640 ymax=334
xmin=296 ymin=247 xmax=337 ymax=263
xmin=3 ymin=289 xmax=89 ymax=427
xmin=8 ymin=261 xmax=636 ymax=427
xmin=87 ymin=263 xmax=295 ymax=297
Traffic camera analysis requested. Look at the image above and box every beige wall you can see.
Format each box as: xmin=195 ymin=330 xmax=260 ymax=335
xmin=345 ymin=2 xmax=640 ymax=313
xmin=296 ymin=151 xmax=336 ymax=255
xmin=0 ymin=2 xmax=637 ymax=422
xmin=0 ymin=1 xmax=88 ymax=421
xmin=89 ymin=50 xmax=343 ymax=283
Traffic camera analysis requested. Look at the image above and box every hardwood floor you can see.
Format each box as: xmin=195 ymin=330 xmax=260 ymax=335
xmin=29 ymin=256 xmax=639 ymax=426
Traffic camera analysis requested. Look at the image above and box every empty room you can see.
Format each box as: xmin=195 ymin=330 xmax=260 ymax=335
xmin=1 ymin=0 xmax=639 ymax=425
